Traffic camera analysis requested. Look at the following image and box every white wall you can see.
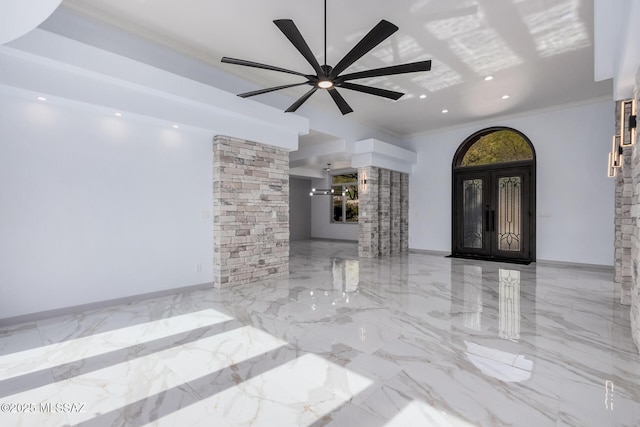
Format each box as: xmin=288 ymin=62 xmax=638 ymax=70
xmin=404 ymin=99 xmax=615 ymax=266
xmin=289 ymin=177 xmax=312 ymax=241
xmin=310 ymin=178 xmax=359 ymax=241
xmin=0 ymin=93 xmax=214 ymax=320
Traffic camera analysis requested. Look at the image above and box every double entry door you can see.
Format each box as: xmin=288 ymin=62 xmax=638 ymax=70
xmin=453 ymin=164 xmax=534 ymax=262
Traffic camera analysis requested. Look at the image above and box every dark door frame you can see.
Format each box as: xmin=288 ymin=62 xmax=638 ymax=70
xmin=451 ymin=127 xmax=536 ymax=263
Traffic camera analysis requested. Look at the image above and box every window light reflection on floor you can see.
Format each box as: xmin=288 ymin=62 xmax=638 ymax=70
xmin=168 ymin=353 xmax=374 ymax=427
xmin=384 ymin=400 xmax=478 ymax=427
xmin=2 ymin=306 xmax=377 ymax=426
xmin=0 ymin=309 xmax=233 ymax=382
xmin=4 ymin=325 xmax=287 ymax=425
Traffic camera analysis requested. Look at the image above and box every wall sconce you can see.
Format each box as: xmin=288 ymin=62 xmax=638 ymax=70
xmin=620 ymin=99 xmax=637 ymax=147
xmin=609 ymin=98 xmax=636 ymax=177
xmin=608 ymin=152 xmax=616 ymax=177
xmin=612 ymin=134 xmax=622 ymax=167
xmin=608 ymin=134 xmax=622 ymax=178
xmin=359 ymin=173 xmax=368 ymax=192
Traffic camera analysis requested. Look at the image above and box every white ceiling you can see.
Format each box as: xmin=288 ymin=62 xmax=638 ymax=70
xmin=60 ymin=0 xmax=611 ymax=138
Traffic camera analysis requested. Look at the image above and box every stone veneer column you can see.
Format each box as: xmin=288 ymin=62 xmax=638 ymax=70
xmin=615 ymin=142 xmax=633 ymax=305
xmin=631 ymin=66 xmax=640 ymax=352
xmin=359 ymin=167 xmax=410 ymax=257
xmin=212 ymin=135 xmax=289 ymax=288
xmin=378 ymin=169 xmax=391 ymax=256
xmin=390 ymin=171 xmax=401 ymax=253
xmin=358 ymin=166 xmax=379 ymax=258
xmin=400 ymin=173 xmax=409 ymax=252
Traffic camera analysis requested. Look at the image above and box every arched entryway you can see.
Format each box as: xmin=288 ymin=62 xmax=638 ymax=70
xmin=452 ymin=127 xmax=536 ymax=263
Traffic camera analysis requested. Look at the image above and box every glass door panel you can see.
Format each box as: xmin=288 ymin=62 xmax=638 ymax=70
xmin=454 ymin=171 xmax=490 ymax=256
xmin=492 ymin=169 xmax=530 ymax=260
xmin=463 ymin=179 xmax=484 ymax=249
xmin=497 ymin=176 xmax=521 ymax=252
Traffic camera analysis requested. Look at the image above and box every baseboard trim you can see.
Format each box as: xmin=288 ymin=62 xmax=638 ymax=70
xmin=0 ymin=281 xmax=214 ymax=327
xmin=408 ymin=248 xmax=450 ymax=256
xmin=534 ymin=259 xmax=614 ymax=272
xmin=308 ymin=237 xmax=358 ymax=243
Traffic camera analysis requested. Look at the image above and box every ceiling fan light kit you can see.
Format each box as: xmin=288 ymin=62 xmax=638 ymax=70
xmin=221 ymin=0 xmax=431 ymax=115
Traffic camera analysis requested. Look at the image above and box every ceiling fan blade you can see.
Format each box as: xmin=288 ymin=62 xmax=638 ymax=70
xmin=330 ymin=20 xmax=398 ymax=78
xmin=327 ymin=88 xmax=354 ymax=115
xmin=274 ymin=20 xmax=324 ymax=77
xmin=221 ymin=57 xmax=309 ymax=77
xmin=238 ymin=82 xmax=311 ymax=98
xmin=338 ymin=82 xmax=404 ymax=100
xmin=338 ymin=60 xmax=432 ymax=82
xmin=285 ymin=87 xmax=318 ymax=112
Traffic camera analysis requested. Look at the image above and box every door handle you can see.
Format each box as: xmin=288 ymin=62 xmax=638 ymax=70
xmin=485 ymin=210 xmax=490 ymax=231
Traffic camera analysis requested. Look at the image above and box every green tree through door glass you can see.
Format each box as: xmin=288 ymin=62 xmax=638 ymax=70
xmin=461 ymin=130 xmax=533 ymax=167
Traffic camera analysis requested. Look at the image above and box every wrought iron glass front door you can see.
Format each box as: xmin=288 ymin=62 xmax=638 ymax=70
xmin=454 ymin=166 xmax=532 ymax=262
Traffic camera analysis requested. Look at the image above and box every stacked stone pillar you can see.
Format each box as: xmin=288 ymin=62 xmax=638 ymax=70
xmin=615 ymin=142 xmax=633 ymax=305
xmin=400 ymin=173 xmax=409 ymax=252
xmin=390 ymin=172 xmax=401 ymax=254
xmin=212 ymin=135 xmax=289 ymax=288
xmin=358 ymin=166 xmax=409 ymax=258
xmin=378 ymin=169 xmax=391 ymax=256
xmin=630 ymin=66 xmax=640 ymax=352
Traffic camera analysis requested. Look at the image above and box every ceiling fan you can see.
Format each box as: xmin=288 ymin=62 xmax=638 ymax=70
xmin=221 ymin=0 xmax=432 ymax=115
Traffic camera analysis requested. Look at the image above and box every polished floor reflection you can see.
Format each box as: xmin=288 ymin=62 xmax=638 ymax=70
xmin=1 ymin=240 xmax=639 ymax=426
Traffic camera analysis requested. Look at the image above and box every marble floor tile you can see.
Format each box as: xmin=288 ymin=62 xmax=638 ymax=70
xmin=1 ymin=240 xmax=639 ymax=426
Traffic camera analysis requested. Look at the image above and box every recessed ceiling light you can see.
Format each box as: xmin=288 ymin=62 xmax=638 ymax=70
xmin=172 ymin=124 xmax=179 ymax=129
xmin=502 ymin=94 xmax=510 ymax=99
xmin=441 ymin=109 xmax=449 ymax=114
xmin=419 ymin=94 xmax=427 ymax=99
xmin=37 ymin=96 xmax=47 ymax=101
xmin=114 ymin=112 xmax=123 ymax=117
xmin=484 ymin=75 xmax=494 ymax=81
